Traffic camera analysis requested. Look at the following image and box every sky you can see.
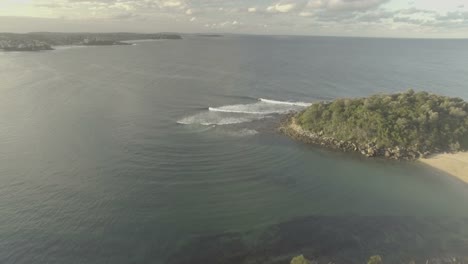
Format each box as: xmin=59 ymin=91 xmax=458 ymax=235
xmin=0 ymin=0 xmax=467 ymax=38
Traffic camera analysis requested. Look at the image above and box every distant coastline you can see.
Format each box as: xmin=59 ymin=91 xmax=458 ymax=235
xmin=196 ymin=34 xmax=223 ymax=37
xmin=0 ymin=32 xmax=182 ymax=52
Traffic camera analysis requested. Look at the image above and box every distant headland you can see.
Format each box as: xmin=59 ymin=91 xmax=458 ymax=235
xmin=196 ymin=34 xmax=223 ymax=37
xmin=0 ymin=32 xmax=182 ymax=51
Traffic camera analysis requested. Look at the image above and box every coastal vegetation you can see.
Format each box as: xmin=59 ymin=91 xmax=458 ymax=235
xmin=291 ymin=255 xmax=384 ymax=264
xmin=0 ymin=32 xmax=182 ymax=51
xmin=367 ymin=255 xmax=383 ymax=264
xmin=291 ymin=255 xmax=312 ymax=264
xmin=282 ymin=90 xmax=468 ymax=160
xmin=290 ymin=255 xmax=466 ymax=264
xmin=1 ymin=39 xmax=53 ymax=51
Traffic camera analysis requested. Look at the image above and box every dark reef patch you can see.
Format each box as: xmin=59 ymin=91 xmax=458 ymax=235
xmin=169 ymin=216 xmax=468 ymax=264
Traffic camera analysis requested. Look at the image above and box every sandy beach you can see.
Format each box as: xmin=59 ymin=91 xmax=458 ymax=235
xmin=420 ymin=152 xmax=468 ymax=184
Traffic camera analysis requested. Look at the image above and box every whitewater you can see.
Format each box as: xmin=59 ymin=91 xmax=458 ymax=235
xmin=177 ymin=98 xmax=312 ymax=127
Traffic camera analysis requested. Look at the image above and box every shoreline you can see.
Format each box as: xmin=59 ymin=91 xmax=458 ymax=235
xmin=420 ymin=152 xmax=468 ymax=184
xmin=281 ymin=116 xmax=468 ymax=184
xmin=1 ymin=37 xmax=176 ymax=52
xmin=279 ymin=116 xmax=426 ymax=160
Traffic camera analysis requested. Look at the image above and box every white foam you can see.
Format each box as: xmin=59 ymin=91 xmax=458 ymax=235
xmin=53 ymin=45 xmax=88 ymax=50
xmin=177 ymin=112 xmax=265 ymax=126
xmin=122 ymin=39 xmax=164 ymax=44
xmin=226 ymin=129 xmax=259 ymax=137
xmin=178 ymin=97 xmax=311 ymax=127
xmin=259 ymin=98 xmax=312 ymax=107
xmin=208 ymin=101 xmax=303 ymax=115
xmin=208 ymin=107 xmax=269 ymax=114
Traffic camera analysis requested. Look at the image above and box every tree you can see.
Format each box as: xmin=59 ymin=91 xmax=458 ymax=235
xmin=367 ymin=255 xmax=383 ymax=264
xmin=290 ymin=255 xmax=312 ymax=264
xmin=295 ymin=91 xmax=468 ymax=159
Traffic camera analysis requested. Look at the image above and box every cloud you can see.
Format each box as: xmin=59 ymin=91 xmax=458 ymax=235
xmin=67 ymin=0 xmax=116 ymax=2
xmin=392 ymin=15 xmax=424 ymax=24
xmin=432 ymin=11 xmax=468 ymax=26
xmin=203 ymin=19 xmax=243 ymax=29
xmin=112 ymin=12 xmax=139 ymax=20
xmin=34 ymin=3 xmax=64 ymax=8
xmin=398 ymin=7 xmax=438 ymax=16
xmin=248 ymin=7 xmax=257 ymax=13
xmin=307 ymin=0 xmax=389 ymax=11
xmin=299 ymin=11 xmax=314 ymax=17
xmin=159 ymin=0 xmax=184 ymax=8
xmin=266 ymin=1 xmax=306 ymax=13
xmin=355 ymin=9 xmax=394 ymax=22
xmin=111 ymin=2 xmax=135 ymax=11
xmin=2 ymin=0 xmax=468 ymax=38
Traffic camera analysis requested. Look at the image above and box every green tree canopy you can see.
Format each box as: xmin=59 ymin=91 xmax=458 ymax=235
xmin=296 ymin=90 xmax=468 ymax=158
xmin=290 ymin=255 xmax=312 ymax=264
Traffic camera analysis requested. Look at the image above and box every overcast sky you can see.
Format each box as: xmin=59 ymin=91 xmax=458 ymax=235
xmin=0 ymin=0 xmax=467 ymax=38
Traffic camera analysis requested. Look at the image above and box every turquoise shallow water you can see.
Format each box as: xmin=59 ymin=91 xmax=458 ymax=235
xmin=1 ymin=36 xmax=468 ymax=263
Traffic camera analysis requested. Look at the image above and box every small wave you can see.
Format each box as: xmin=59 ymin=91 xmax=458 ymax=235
xmin=259 ymin=98 xmax=312 ymax=107
xmin=226 ymin=129 xmax=259 ymax=137
xmin=208 ymin=107 xmax=269 ymax=115
xmin=208 ymin=101 xmax=302 ymax=115
xmin=224 ymin=95 xmax=258 ymax=101
xmin=177 ymin=112 xmax=265 ymax=126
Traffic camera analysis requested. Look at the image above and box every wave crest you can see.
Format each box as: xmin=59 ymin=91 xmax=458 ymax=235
xmin=208 ymin=107 xmax=276 ymax=115
xmin=259 ymin=98 xmax=312 ymax=107
xmin=178 ymin=97 xmax=311 ymax=126
xmin=177 ymin=112 xmax=265 ymax=126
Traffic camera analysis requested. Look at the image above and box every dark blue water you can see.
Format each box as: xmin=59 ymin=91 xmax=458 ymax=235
xmin=1 ymin=35 xmax=468 ymax=264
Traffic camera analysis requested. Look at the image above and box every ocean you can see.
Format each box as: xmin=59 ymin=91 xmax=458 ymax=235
xmin=1 ymin=35 xmax=468 ymax=263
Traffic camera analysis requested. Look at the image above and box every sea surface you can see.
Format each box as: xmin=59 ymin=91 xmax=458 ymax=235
xmin=1 ymin=35 xmax=468 ymax=264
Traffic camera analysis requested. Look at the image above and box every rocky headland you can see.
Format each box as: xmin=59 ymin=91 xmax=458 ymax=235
xmin=280 ymin=90 xmax=468 ymax=161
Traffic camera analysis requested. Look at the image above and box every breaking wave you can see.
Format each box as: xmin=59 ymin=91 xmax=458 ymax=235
xmin=225 ymin=129 xmax=259 ymax=137
xmin=208 ymin=98 xmax=309 ymax=115
xmin=177 ymin=112 xmax=265 ymax=126
xmin=259 ymin=98 xmax=312 ymax=107
xmin=208 ymin=107 xmax=274 ymax=115
xmin=178 ymin=97 xmax=311 ymax=126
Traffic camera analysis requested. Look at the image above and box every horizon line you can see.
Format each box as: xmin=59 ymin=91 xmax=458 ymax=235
xmin=1 ymin=31 xmax=468 ymax=40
